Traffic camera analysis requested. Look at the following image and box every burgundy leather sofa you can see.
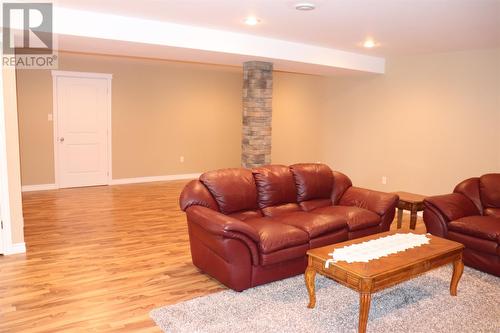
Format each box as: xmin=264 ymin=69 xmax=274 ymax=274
xmin=423 ymin=174 xmax=500 ymax=276
xmin=179 ymin=163 xmax=398 ymax=291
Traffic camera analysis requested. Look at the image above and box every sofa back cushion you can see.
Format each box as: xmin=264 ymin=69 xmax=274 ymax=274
xmin=331 ymin=171 xmax=353 ymax=205
xmin=199 ymin=168 xmax=258 ymax=214
xmin=454 ymin=177 xmax=483 ymax=214
xmin=290 ymin=163 xmax=334 ymax=201
xmin=479 ymin=173 xmax=500 ymax=209
xmin=252 ymin=165 xmax=300 ymax=216
xmin=179 ymin=180 xmax=219 ymax=212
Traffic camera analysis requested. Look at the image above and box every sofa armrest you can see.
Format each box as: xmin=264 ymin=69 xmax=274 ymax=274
xmin=339 ymin=187 xmax=399 ymax=216
xmin=423 ymin=205 xmax=449 ymax=237
xmin=339 ymin=187 xmax=398 ymax=231
xmin=186 ymin=206 xmax=260 ymax=242
xmin=186 ymin=206 xmax=260 ymax=266
xmin=423 ymin=193 xmax=479 ymax=222
xmin=423 ymin=193 xmax=479 ymax=237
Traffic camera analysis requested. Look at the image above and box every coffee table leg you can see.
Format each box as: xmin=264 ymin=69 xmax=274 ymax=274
xmin=450 ymin=256 xmax=464 ymax=296
xmin=359 ymin=292 xmax=371 ymax=333
xmin=305 ymin=266 xmax=316 ymax=308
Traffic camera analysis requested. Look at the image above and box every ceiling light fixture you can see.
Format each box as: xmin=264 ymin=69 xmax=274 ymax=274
xmin=295 ymin=2 xmax=316 ymax=11
xmin=244 ymin=16 xmax=260 ymax=26
xmin=363 ymin=39 xmax=377 ymax=48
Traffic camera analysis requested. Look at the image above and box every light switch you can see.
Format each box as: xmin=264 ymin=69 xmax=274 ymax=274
xmin=48 ymin=114 xmax=53 ymax=121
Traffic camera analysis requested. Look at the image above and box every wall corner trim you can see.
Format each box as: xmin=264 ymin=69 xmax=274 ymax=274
xmin=3 ymin=242 xmax=26 ymax=255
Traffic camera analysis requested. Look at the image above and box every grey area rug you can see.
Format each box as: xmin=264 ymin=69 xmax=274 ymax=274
xmin=150 ymin=266 xmax=500 ymax=332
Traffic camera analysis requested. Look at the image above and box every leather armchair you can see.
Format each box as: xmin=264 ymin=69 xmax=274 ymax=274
xmin=423 ymin=174 xmax=500 ymax=276
xmin=180 ymin=163 xmax=398 ymax=291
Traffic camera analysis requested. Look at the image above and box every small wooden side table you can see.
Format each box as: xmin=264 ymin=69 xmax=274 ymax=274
xmin=393 ymin=191 xmax=426 ymax=230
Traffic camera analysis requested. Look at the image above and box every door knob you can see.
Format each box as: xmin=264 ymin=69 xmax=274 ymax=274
xmin=59 ymin=137 xmax=65 ymax=142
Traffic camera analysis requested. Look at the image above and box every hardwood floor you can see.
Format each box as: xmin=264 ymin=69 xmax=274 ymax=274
xmin=0 ymin=181 xmax=426 ymax=332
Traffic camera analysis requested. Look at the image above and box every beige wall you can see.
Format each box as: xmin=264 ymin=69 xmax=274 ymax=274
xmin=16 ymin=66 xmax=53 ymax=185
xmin=272 ymin=71 xmax=328 ymax=165
xmin=17 ymin=52 xmax=243 ymax=184
xmin=17 ymin=49 xmax=500 ymax=197
xmin=17 ymin=52 xmax=331 ymax=185
xmin=321 ymin=48 xmax=500 ymax=195
xmin=3 ymin=67 xmax=24 ymax=244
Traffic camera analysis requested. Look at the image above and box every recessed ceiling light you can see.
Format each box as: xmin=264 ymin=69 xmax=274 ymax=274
xmin=363 ymin=39 xmax=377 ymax=48
xmin=295 ymin=2 xmax=316 ymax=11
xmin=244 ymin=16 xmax=260 ymax=26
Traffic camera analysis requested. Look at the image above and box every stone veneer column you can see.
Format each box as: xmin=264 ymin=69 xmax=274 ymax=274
xmin=242 ymin=61 xmax=273 ymax=168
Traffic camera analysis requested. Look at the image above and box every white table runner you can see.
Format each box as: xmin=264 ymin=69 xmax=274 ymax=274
xmin=325 ymin=233 xmax=430 ymax=267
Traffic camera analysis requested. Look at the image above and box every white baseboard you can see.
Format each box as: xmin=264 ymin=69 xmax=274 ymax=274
xmin=21 ymin=173 xmax=201 ymax=191
xmin=21 ymin=184 xmax=57 ymax=192
xmin=109 ymin=173 xmax=201 ymax=185
xmin=3 ymin=242 xmax=26 ymax=255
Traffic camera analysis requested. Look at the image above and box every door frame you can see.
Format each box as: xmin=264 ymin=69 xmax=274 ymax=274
xmin=51 ymin=70 xmax=113 ymax=188
xmin=0 ymin=68 xmax=7 ymax=254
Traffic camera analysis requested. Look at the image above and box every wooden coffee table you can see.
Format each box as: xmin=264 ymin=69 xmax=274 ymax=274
xmin=305 ymin=231 xmax=464 ymax=333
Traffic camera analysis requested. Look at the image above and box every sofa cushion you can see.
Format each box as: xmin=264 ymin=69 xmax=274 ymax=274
xmin=200 ymin=168 xmax=258 ymax=214
xmin=484 ymin=208 xmax=500 ymax=218
xmin=243 ymin=218 xmax=309 ymax=254
xmin=300 ymin=198 xmax=332 ymax=212
xmin=448 ymin=216 xmax=500 ymax=243
xmin=309 ymin=229 xmax=349 ymax=249
xmin=348 ymin=226 xmax=381 ymax=240
xmin=252 ymin=165 xmax=297 ymax=209
xmin=271 ymin=211 xmax=347 ymax=238
xmin=228 ymin=210 xmax=263 ymax=221
xmin=448 ymin=232 xmax=498 ymax=256
xmin=290 ymin=163 xmax=333 ymax=202
xmin=480 ymin=174 xmax=500 ymax=209
xmin=259 ymin=244 xmax=309 ymax=266
xmin=262 ymin=202 xmax=301 ymax=217
xmin=310 ymin=205 xmax=380 ymax=231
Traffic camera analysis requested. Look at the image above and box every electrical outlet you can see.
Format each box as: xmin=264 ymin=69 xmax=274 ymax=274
xmin=381 ymin=176 xmax=387 ymax=185
xmin=179 ymin=156 xmax=185 ymax=163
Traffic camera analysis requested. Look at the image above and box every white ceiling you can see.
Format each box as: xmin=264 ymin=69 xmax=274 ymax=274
xmin=49 ymin=7 xmax=385 ymax=75
xmin=56 ymin=0 xmax=500 ymax=56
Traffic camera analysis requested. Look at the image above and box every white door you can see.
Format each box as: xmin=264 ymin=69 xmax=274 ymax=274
xmin=54 ymin=73 xmax=111 ymax=188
